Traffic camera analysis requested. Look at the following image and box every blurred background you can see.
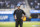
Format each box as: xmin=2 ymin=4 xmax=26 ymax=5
xmin=0 ymin=0 xmax=40 ymax=27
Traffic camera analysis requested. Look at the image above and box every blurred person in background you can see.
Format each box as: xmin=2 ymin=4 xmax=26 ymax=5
xmin=30 ymin=1 xmax=34 ymax=8
xmin=13 ymin=4 xmax=26 ymax=27
xmin=38 ymin=14 xmax=40 ymax=19
xmin=35 ymin=5 xmax=39 ymax=10
xmin=11 ymin=4 xmax=14 ymax=9
xmin=5 ymin=1 xmax=10 ymax=8
xmin=0 ymin=1 xmax=3 ymax=8
xmin=38 ymin=13 xmax=40 ymax=21
xmin=3 ymin=2 xmax=6 ymax=8
xmin=0 ymin=1 xmax=1 ymax=8
xmin=34 ymin=0 xmax=38 ymax=3
xmin=22 ymin=1 xmax=26 ymax=8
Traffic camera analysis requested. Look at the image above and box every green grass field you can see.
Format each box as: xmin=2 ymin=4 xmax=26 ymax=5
xmin=0 ymin=22 xmax=40 ymax=27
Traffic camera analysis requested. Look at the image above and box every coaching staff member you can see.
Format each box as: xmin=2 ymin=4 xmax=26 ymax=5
xmin=13 ymin=5 xmax=26 ymax=27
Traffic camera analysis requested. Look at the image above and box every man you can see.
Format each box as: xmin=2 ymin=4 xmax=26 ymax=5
xmin=13 ymin=5 xmax=26 ymax=27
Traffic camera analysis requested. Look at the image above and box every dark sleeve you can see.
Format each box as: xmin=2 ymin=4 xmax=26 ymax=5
xmin=13 ymin=10 xmax=16 ymax=15
xmin=22 ymin=10 xmax=25 ymax=15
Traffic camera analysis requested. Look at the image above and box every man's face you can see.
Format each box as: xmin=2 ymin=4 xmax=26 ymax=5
xmin=17 ymin=6 xmax=20 ymax=9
